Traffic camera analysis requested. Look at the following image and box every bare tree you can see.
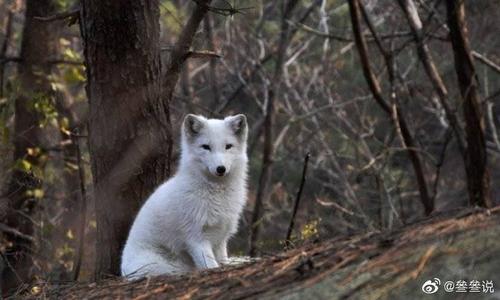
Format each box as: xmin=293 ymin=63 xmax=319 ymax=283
xmin=348 ymin=0 xmax=433 ymax=215
xmin=445 ymin=0 xmax=491 ymax=207
xmin=249 ymin=0 xmax=300 ymax=256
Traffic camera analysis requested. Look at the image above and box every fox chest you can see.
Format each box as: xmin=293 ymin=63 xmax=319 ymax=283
xmin=202 ymin=218 xmax=232 ymax=243
xmin=193 ymin=187 xmax=244 ymax=241
xmin=204 ymin=204 xmax=237 ymax=236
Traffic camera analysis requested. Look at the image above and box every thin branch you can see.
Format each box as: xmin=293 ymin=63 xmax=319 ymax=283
xmin=0 ymin=251 xmax=23 ymax=285
xmin=348 ymin=0 xmax=390 ymax=112
xmin=431 ymin=129 xmax=452 ymax=202
xmin=191 ymin=0 xmax=253 ymax=16
xmin=47 ymin=59 xmax=84 ymax=66
xmin=215 ymin=54 xmax=272 ymax=114
xmin=161 ymin=47 xmax=221 ymax=59
xmin=293 ymin=22 xmax=353 ymax=41
xmin=472 ymin=51 xmax=500 ymax=75
xmin=72 ymin=128 xmax=88 ymax=281
xmin=285 ymin=153 xmax=310 ymax=249
xmin=34 ymin=8 xmax=80 ymax=26
xmin=0 ymin=223 xmax=35 ymax=243
xmin=484 ymin=88 xmax=500 ymax=103
xmin=163 ymin=0 xmax=213 ymax=101
xmin=0 ymin=56 xmax=21 ymax=63
xmin=0 ymin=57 xmax=83 ymax=66
xmin=293 ymin=21 xmax=416 ymax=42
xmin=216 ymin=0 xmax=321 ymax=115
xmin=415 ymin=0 xmax=500 ymax=76
xmin=486 ymin=101 xmax=500 ymax=153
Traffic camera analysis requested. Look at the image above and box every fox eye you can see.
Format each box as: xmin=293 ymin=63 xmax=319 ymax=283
xmin=201 ymin=144 xmax=211 ymax=151
xmin=225 ymin=144 xmax=233 ymax=150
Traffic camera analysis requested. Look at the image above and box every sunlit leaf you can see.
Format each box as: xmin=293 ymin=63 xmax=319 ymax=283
xmin=59 ymin=37 xmax=71 ymax=47
xmin=16 ymin=159 xmax=32 ymax=171
xmin=31 ymin=286 xmax=41 ymax=295
xmin=65 ymin=161 xmax=79 ymax=171
xmin=33 ymin=188 xmax=44 ymax=199
xmin=67 ymin=229 xmax=75 ymax=240
xmin=63 ymin=67 xmax=86 ymax=84
xmin=27 ymin=147 xmax=41 ymax=156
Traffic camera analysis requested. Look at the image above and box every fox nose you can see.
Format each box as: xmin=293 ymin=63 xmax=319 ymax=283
xmin=216 ymin=166 xmax=226 ymax=176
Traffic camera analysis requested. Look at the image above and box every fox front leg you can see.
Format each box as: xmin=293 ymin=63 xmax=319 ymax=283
xmin=186 ymin=239 xmax=219 ymax=269
xmin=214 ymin=239 xmax=229 ymax=264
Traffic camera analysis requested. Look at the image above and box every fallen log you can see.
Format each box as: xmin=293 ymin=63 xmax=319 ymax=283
xmin=22 ymin=206 xmax=500 ymax=299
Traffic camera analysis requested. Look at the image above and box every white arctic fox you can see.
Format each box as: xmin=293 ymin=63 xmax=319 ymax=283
xmin=121 ymin=114 xmax=248 ymax=278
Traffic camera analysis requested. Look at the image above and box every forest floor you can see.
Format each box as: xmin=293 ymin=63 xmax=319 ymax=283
xmin=20 ymin=206 xmax=500 ymax=300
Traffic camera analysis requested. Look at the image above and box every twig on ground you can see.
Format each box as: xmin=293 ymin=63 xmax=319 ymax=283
xmin=411 ymin=244 xmax=437 ymax=278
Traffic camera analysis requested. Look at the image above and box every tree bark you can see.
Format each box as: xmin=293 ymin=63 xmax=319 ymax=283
xmin=81 ymin=0 xmax=170 ymax=279
xmin=348 ymin=0 xmax=433 ymax=215
xmin=445 ymin=0 xmax=491 ymax=207
xmin=0 ymin=10 xmax=14 ymax=98
xmin=0 ymin=0 xmax=58 ymax=294
xmin=204 ymin=15 xmax=220 ymax=109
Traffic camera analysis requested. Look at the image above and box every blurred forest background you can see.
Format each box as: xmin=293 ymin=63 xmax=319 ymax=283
xmin=0 ymin=0 xmax=499 ymax=295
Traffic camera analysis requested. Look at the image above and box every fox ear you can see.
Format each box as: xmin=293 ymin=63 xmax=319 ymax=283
xmin=226 ymin=114 xmax=248 ymax=139
xmin=183 ymin=114 xmax=204 ymax=137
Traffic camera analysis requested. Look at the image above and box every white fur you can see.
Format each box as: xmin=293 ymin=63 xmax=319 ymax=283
xmin=121 ymin=114 xmax=248 ymax=279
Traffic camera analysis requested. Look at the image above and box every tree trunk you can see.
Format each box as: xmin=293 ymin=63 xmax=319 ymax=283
xmin=0 ymin=0 xmax=58 ymax=294
xmin=0 ymin=10 xmax=14 ymax=98
xmin=81 ymin=0 xmax=170 ymax=279
xmin=204 ymin=15 xmax=220 ymax=109
xmin=445 ymin=0 xmax=491 ymax=207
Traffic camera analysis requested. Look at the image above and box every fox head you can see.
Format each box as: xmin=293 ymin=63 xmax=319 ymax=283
xmin=180 ymin=114 xmax=248 ymax=179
